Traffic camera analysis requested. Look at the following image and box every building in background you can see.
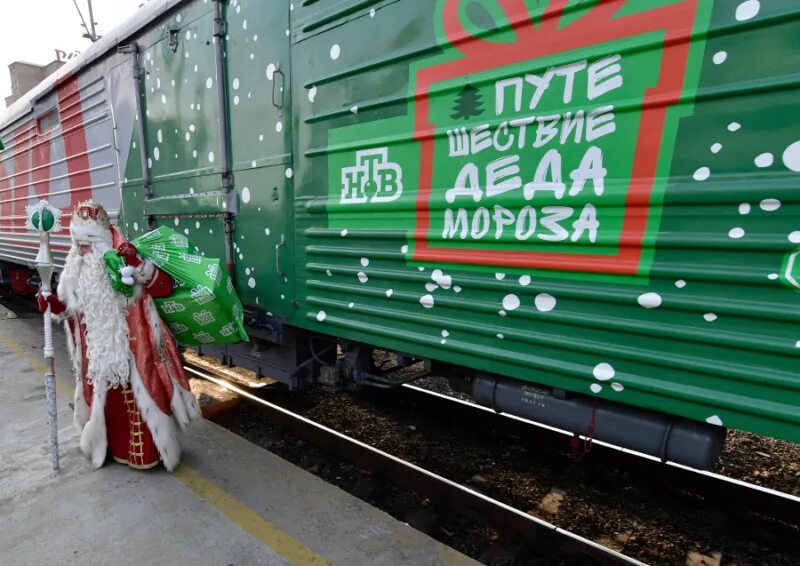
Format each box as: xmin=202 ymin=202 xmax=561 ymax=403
xmin=4 ymin=59 xmax=65 ymax=107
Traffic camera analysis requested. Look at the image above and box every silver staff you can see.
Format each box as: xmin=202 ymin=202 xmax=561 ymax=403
xmin=27 ymin=200 xmax=62 ymax=471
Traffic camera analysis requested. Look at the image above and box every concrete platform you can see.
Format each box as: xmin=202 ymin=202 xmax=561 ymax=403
xmin=0 ymin=299 xmax=476 ymax=566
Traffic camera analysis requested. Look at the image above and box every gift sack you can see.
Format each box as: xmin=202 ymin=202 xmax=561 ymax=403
xmin=106 ymin=226 xmax=249 ymax=345
xmin=103 ymin=251 xmax=134 ymax=297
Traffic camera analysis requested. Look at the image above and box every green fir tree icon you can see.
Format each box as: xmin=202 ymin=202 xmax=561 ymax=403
xmin=451 ymin=84 xmax=484 ymax=120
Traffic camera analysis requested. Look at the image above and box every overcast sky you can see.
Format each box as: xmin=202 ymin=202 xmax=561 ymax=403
xmin=0 ymin=0 xmax=146 ymax=108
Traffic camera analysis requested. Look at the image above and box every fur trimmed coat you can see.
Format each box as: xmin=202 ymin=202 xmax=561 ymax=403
xmin=57 ymin=226 xmax=200 ymax=470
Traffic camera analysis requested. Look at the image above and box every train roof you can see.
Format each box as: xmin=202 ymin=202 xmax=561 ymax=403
xmin=0 ymin=0 xmax=187 ymax=132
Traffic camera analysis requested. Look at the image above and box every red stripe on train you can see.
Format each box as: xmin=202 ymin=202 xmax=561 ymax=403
xmin=0 ymin=75 xmax=90 ymax=237
xmin=57 ymin=76 xmax=92 ymax=212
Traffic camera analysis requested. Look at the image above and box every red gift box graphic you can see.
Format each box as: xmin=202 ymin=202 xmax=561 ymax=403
xmin=411 ymin=0 xmax=707 ymax=277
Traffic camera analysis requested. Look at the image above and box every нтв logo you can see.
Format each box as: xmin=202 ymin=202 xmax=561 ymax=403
xmin=341 ymin=148 xmax=403 ymax=204
xmin=190 ymin=285 xmax=215 ymax=305
xmin=160 ymin=300 xmax=185 ymax=314
xmin=170 ymin=234 xmax=189 ymax=249
xmin=181 ymin=253 xmax=202 ymax=265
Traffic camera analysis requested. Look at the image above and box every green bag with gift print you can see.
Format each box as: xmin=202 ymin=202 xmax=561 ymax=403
xmin=104 ymin=226 xmax=249 ymax=345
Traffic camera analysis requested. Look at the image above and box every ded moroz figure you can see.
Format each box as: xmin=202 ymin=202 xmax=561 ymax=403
xmin=39 ymin=200 xmax=201 ymax=470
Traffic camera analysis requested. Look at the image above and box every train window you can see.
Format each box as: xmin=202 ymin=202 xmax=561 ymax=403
xmin=37 ymin=109 xmax=59 ymax=133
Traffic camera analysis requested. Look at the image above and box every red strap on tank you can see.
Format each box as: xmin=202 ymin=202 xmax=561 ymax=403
xmin=569 ymin=398 xmax=598 ymax=462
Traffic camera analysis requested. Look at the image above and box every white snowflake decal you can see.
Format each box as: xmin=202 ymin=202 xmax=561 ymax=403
xmin=226 ymin=278 xmax=234 ymax=294
xmin=219 ymin=322 xmax=235 ymax=337
xmin=190 ymin=285 xmax=215 ymax=305
xmin=140 ymin=229 xmax=160 ymax=241
xmin=160 ymin=300 xmax=186 ymax=313
xmin=192 ymin=331 xmax=215 ymax=344
xmin=152 ymin=243 xmax=166 ymax=251
xmin=192 ymin=310 xmax=215 ymax=326
xmin=181 ymin=252 xmax=202 ymax=264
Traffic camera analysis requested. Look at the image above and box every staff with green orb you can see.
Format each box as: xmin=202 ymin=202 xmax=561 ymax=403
xmin=26 ymin=200 xmax=62 ymax=471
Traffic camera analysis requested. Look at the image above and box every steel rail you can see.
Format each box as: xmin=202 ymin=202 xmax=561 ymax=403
xmin=183 ymin=351 xmax=799 ymax=526
xmin=184 ymin=364 xmax=646 ymax=566
xmin=390 ymin=383 xmax=800 ymax=525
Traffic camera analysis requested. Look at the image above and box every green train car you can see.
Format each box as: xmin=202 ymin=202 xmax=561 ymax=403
xmin=1 ymin=0 xmax=798 ymax=469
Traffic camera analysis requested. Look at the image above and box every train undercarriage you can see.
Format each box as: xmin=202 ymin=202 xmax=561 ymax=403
xmin=197 ymin=315 xmax=726 ymax=471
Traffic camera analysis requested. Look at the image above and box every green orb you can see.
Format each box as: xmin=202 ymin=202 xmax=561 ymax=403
xmin=30 ymin=208 xmax=55 ymax=231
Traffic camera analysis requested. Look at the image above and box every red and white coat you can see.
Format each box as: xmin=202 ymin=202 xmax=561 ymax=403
xmin=57 ymin=225 xmax=200 ymax=471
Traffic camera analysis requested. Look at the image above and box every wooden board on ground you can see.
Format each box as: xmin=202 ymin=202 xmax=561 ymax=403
xmin=190 ymin=378 xmax=240 ymax=420
xmin=183 ymin=349 xmax=278 ymax=388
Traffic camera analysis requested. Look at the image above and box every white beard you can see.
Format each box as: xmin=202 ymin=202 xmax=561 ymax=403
xmin=59 ymin=242 xmax=131 ymax=390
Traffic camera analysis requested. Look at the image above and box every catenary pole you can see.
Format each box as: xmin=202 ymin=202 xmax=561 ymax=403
xmin=86 ymin=0 xmax=98 ymax=41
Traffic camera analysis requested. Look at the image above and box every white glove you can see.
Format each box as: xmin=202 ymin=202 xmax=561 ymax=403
xmin=120 ymin=265 xmax=136 ymax=286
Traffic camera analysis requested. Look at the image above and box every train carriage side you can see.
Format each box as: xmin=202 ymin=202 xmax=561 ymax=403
xmin=0 ymin=0 xmax=205 ymax=273
xmin=0 ymin=62 xmax=121 ymax=267
xmin=114 ymin=0 xmax=311 ymax=379
xmin=0 ymin=0 xmax=798 ymax=471
xmin=284 ymin=0 xmax=800 ymax=465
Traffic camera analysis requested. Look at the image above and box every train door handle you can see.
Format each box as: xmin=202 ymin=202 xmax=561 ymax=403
xmin=275 ymin=233 xmax=286 ymax=281
xmin=272 ymin=68 xmax=285 ymax=109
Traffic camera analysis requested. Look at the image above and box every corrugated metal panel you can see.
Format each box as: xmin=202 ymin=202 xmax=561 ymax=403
xmin=4 ymin=0 xmax=794 ymax=445
xmin=116 ymin=0 xmax=231 ymax=265
xmin=0 ymin=70 xmax=118 ymax=267
xmin=291 ymin=0 xmax=800 ymax=441
xmin=117 ymin=0 xmax=299 ymax=317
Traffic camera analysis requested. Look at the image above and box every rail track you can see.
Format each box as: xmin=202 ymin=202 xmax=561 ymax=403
xmin=2 ymin=289 xmax=795 ymax=563
xmin=184 ymin=361 xmax=800 ymax=565
xmin=185 ymin=363 xmax=645 ymax=565
xmin=389 ymin=383 xmax=800 ymax=524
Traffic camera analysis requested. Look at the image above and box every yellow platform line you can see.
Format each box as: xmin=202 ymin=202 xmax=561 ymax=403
xmin=174 ymin=466 xmax=331 ymax=565
xmin=0 ymin=321 xmax=332 ymax=566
